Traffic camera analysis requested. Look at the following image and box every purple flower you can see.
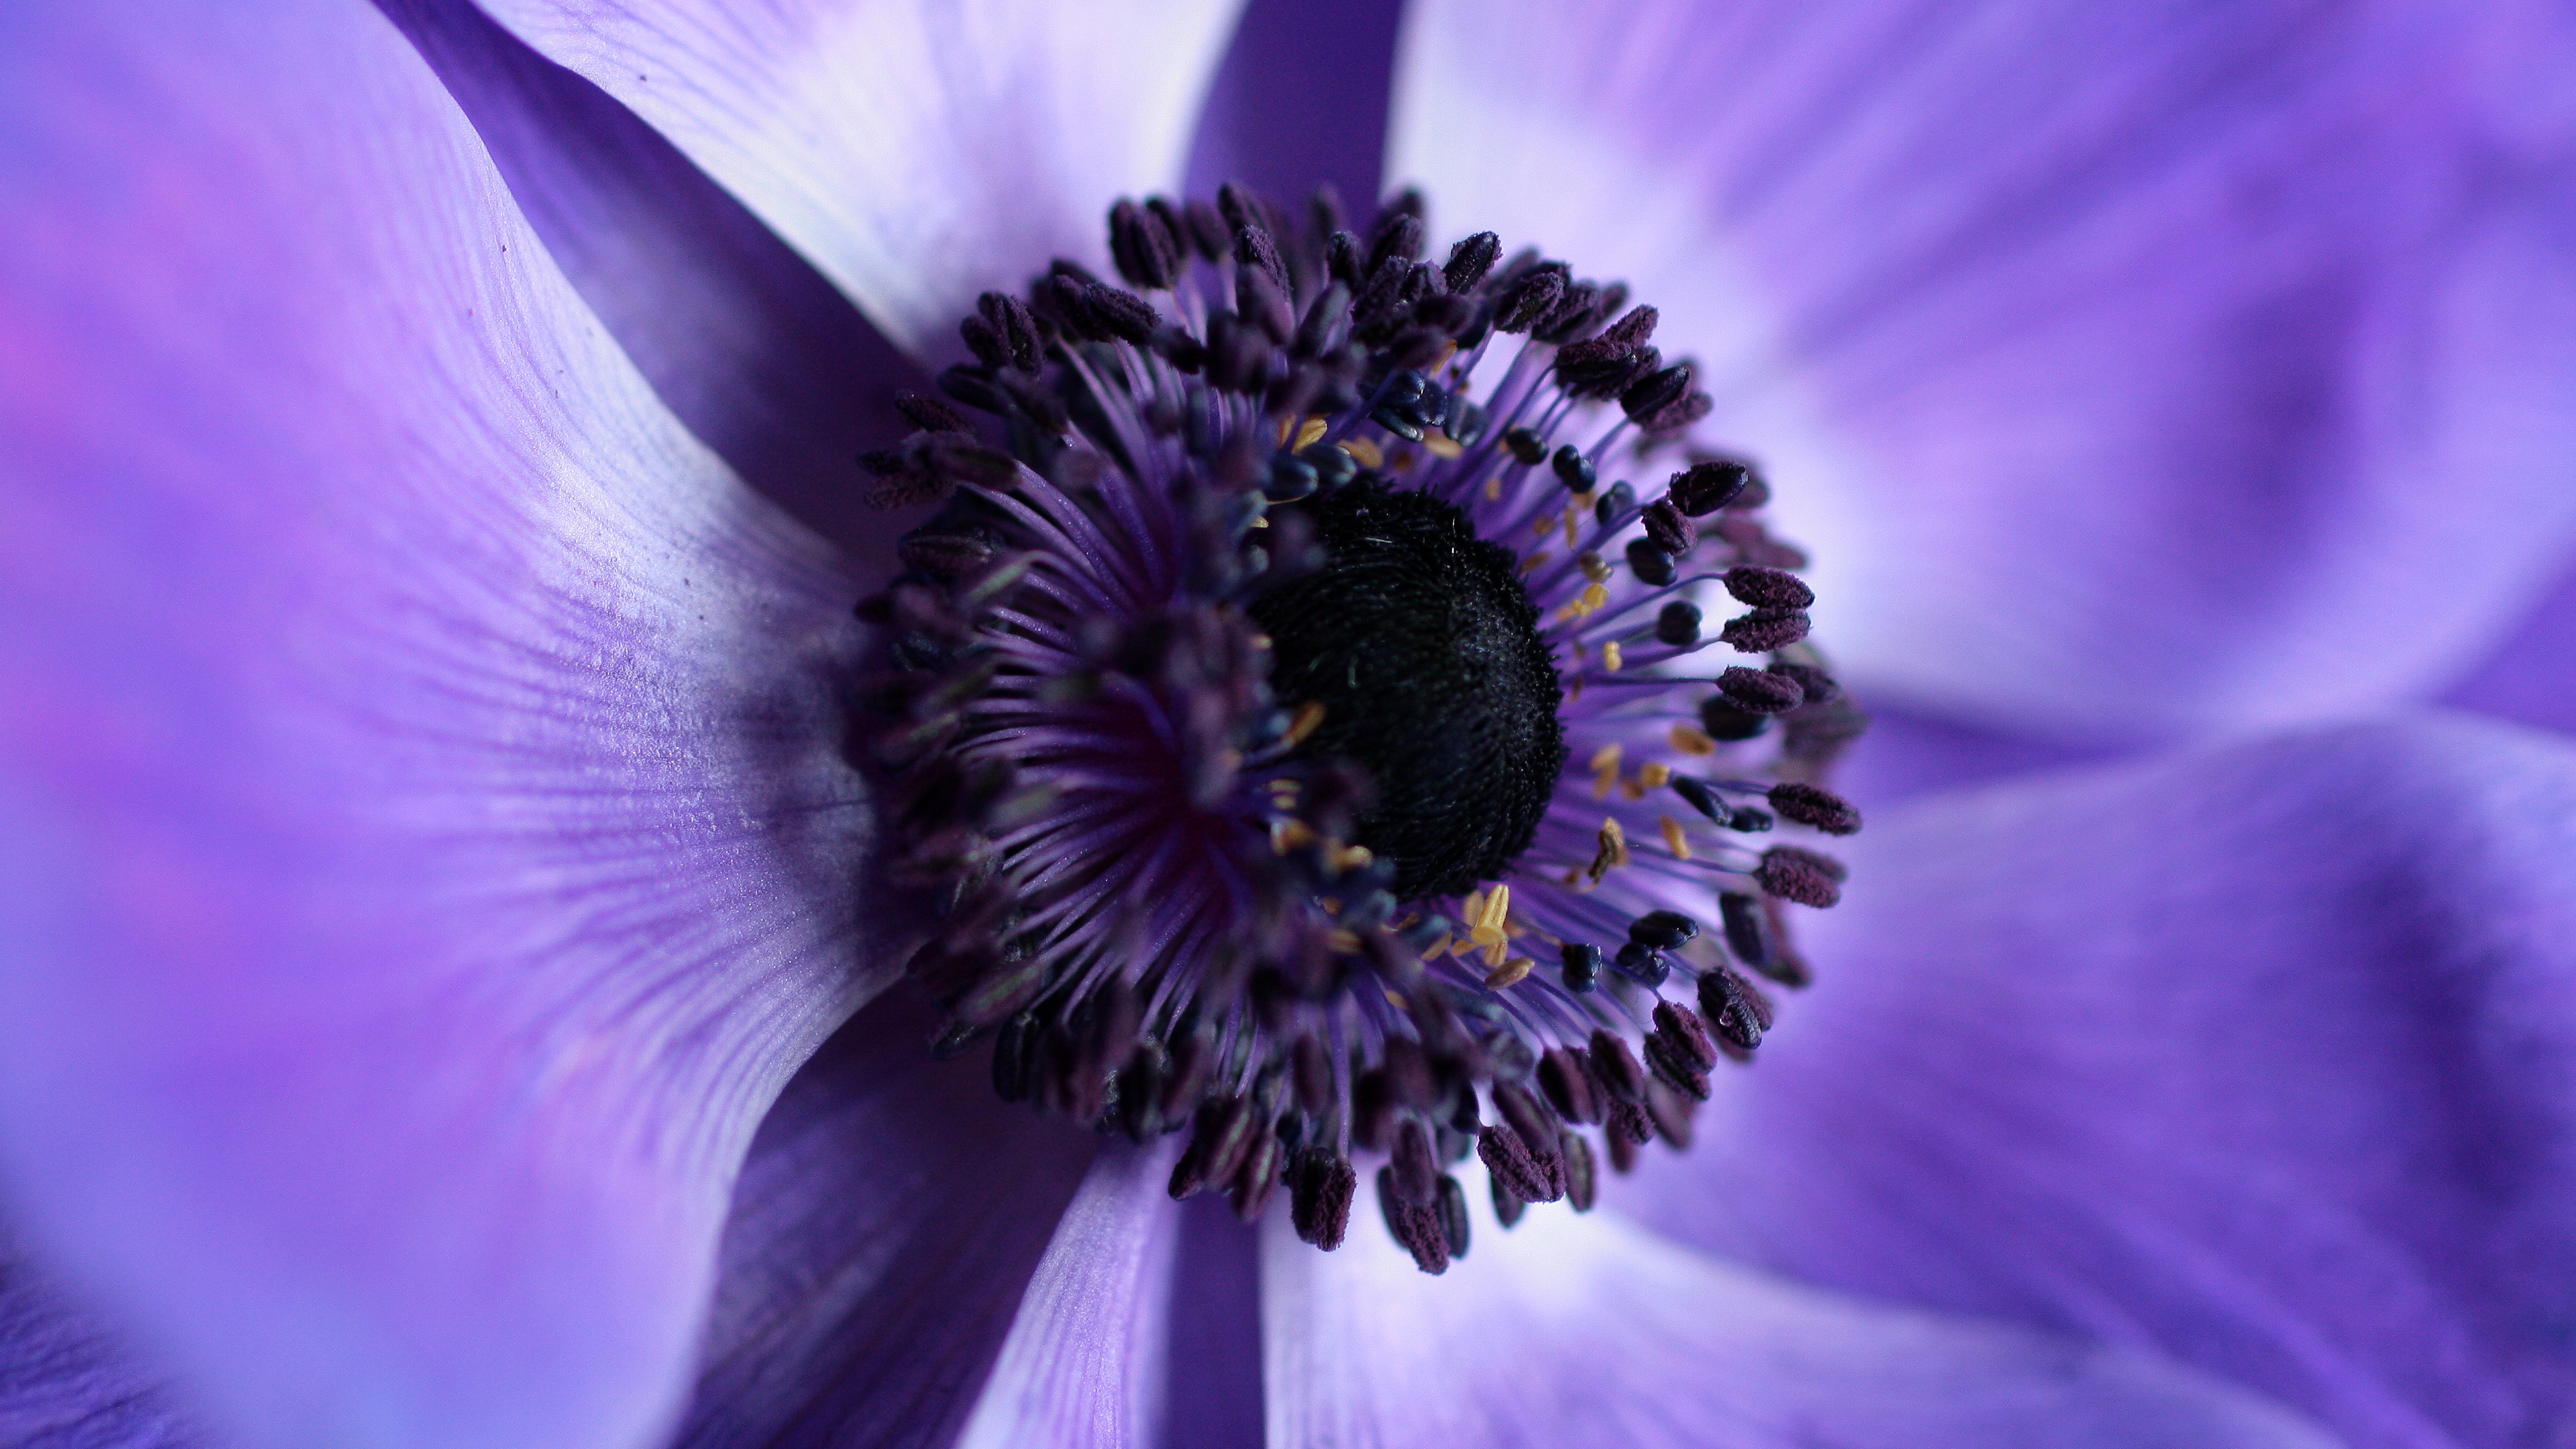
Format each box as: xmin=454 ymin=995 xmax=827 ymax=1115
xmin=4 ymin=3 xmax=2573 ymax=1449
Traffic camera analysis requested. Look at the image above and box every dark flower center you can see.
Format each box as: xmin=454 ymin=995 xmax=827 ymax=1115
xmin=1250 ymin=482 xmax=1565 ymax=899
xmin=853 ymin=182 xmax=1866 ymax=1274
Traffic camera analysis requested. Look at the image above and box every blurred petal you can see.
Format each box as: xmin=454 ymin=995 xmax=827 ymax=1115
xmin=480 ymin=0 xmax=1250 ymax=354
xmin=1263 ymin=1195 xmax=2334 ymax=1448
xmin=0 ymin=1232 xmax=201 ymax=1449
xmin=0 ymin=4 xmax=888 ymax=1446
xmin=389 ymin=0 xmax=931 ymax=565
xmin=1393 ymin=0 xmax=2576 ymax=739
xmin=1627 ymin=712 xmax=2576 ymax=1449
xmin=672 ymin=997 xmax=1095 ymax=1449
xmin=2441 ymin=546 xmax=2576 ymax=737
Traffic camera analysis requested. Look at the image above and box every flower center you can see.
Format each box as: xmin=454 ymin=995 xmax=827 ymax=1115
xmin=1250 ymin=482 xmax=1564 ymax=900
xmin=855 ymin=184 xmax=1865 ymax=1273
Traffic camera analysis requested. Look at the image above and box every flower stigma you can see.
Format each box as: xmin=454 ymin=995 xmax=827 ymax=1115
xmin=855 ymin=184 xmax=1866 ymax=1273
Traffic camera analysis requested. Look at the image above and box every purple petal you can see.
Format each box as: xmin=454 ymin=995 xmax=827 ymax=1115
xmin=1181 ymin=0 xmax=1401 ymax=211
xmin=2443 ymin=549 xmax=2576 ymax=737
xmin=1263 ymin=1198 xmax=2334 ymax=1448
xmin=1625 ymin=712 xmax=2576 ymax=1448
xmin=672 ymin=998 xmax=1096 ymax=1449
xmin=1 ymin=1232 xmax=201 ymax=1448
xmin=390 ymin=0 xmax=931 ymax=566
xmin=1393 ymin=0 xmax=2576 ymax=739
xmin=0 ymin=4 xmax=891 ymax=1446
xmin=480 ymin=0 xmax=1250 ymax=355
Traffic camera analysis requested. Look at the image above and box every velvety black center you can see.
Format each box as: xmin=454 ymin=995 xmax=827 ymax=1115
xmin=1251 ymin=482 xmax=1566 ymax=899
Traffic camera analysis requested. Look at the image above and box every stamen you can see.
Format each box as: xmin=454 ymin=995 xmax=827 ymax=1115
xmin=855 ymin=183 xmax=1861 ymax=1273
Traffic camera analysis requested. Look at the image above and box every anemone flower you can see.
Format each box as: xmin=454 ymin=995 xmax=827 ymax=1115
xmin=6 ymin=2 xmax=2575 ymax=1448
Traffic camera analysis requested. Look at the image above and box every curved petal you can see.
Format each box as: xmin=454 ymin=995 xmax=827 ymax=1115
xmin=2442 ymin=545 xmax=2576 ymax=737
xmin=479 ymin=0 xmax=1250 ymax=356
xmin=672 ymin=996 xmax=1096 ymax=1449
xmin=1263 ymin=1191 xmax=2334 ymax=1448
xmin=0 ymin=1232 xmax=202 ymax=1449
xmin=388 ymin=0 xmax=932 ymax=566
xmin=1180 ymin=0 xmax=1401 ymax=212
xmin=1624 ymin=712 xmax=2576 ymax=1449
xmin=0 ymin=5 xmax=890 ymax=1446
xmin=1392 ymin=0 xmax=2576 ymax=740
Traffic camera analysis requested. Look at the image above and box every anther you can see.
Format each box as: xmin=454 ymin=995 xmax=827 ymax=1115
xmin=1766 ymin=660 xmax=1841 ymax=704
xmin=1560 ymin=941 xmax=1603 ymax=993
xmin=1108 ymin=199 xmax=1179 ymax=289
xmin=1717 ymin=665 xmax=1805 ymax=714
xmin=1289 ymin=1146 xmax=1356 ymax=1249
xmin=1593 ymin=480 xmax=1635 ymax=526
xmin=1613 ymin=941 xmax=1669 ymax=987
xmin=1718 ymin=890 xmax=1769 ymax=969
xmin=1756 ymin=846 xmax=1846 ymax=908
xmin=1667 ymin=459 xmax=1751 ymax=516
xmin=1437 ymin=1175 xmax=1472 ymax=1259
xmin=1656 ymin=600 xmax=1702 ymax=645
xmin=1641 ymin=498 xmax=1697 ymax=556
xmin=1538 ymin=1046 xmax=1603 ymax=1124
xmin=1551 ymin=444 xmax=1595 ymax=491
xmin=1721 ymin=608 xmax=1812 ymax=652
xmin=1503 ymin=425 xmax=1548 ymax=466
xmin=1768 ymin=782 xmax=1862 ymax=835
xmin=1377 ymin=1167 xmax=1450 ymax=1274
xmin=1587 ymin=1028 xmax=1648 ymax=1103
xmin=1697 ymin=967 xmax=1769 ymax=1052
xmin=1625 ymin=539 xmax=1678 ymax=586
xmin=1619 ymin=363 xmax=1694 ymax=421
xmin=1443 ymin=231 xmax=1502 ymax=292
xmin=1723 ymin=566 xmax=1815 ymax=610
xmin=1627 ymin=909 xmax=1697 ymax=951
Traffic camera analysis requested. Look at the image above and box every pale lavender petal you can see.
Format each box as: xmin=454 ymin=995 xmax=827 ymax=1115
xmin=0 ymin=1232 xmax=202 ymax=1449
xmin=672 ymin=998 xmax=1096 ymax=1449
xmin=954 ymin=1142 xmax=1182 ymax=1448
xmin=1393 ymin=0 xmax=2576 ymax=739
xmin=0 ymin=5 xmax=890 ymax=1446
xmin=2442 ymin=549 xmax=2576 ymax=737
xmin=390 ymin=0 xmax=930 ymax=566
xmin=480 ymin=0 xmax=1250 ymax=355
xmin=1626 ymin=712 xmax=2576 ymax=1449
xmin=1263 ymin=1195 xmax=2335 ymax=1448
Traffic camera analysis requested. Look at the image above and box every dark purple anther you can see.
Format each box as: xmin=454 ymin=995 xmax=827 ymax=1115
xmin=1698 ymin=966 xmax=1769 ymax=1052
xmin=1108 ymin=198 xmax=1178 ymax=289
xmin=1643 ymin=1032 xmax=1710 ymax=1102
xmin=894 ymin=390 xmax=972 ymax=433
xmin=1443 ymin=230 xmax=1501 ymax=292
xmin=1769 ymin=782 xmax=1862 ymax=836
xmin=1656 ymin=600 xmax=1701 ymax=645
xmin=1625 ymin=539 xmax=1677 ymax=586
xmin=1721 ymin=608 xmax=1812 ymax=653
xmin=1723 ymin=566 xmax=1815 ymax=610
xmin=1231 ymin=1132 xmax=1283 ymax=1222
xmin=1719 ymin=890 xmax=1769 ymax=968
xmin=1718 ymin=665 xmax=1805 ymax=714
xmin=1628 ymin=909 xmax=1697 ymax=951
xmin=1538 ymin=1046 xmax=1602 ymax=1124
xmin=1619 ymin=363 xmax=1693 ymax=421
xmin=1290 ymin=1148 xmax=1356 ymax=1249
xmin=1613 ymin=940 xmax=1668 ymax=986
xmin=1291 ymin=1032 xmax=1334 ymax=1114
xmin=1489 ymin=1175 xmax=1527 ymax=1228
xmin=1594 ymin=480 xmax=1635 ymax=526
xmin=1671 ymin=774 xmax=1725 ymax=821
xmin=1437 ymin=1174 xmax=1472 ymax=1258
xmin=1547 ymin=444 xmax=1593 ymax=492
xmin=1377 ymin=1167 xmax=1450 ymax=1275
xmin=1588 ymin=1028 xmax=1647 ymax=1103
xmin=1562 ymin=1131 xmax=1599 ymax=1212
xmin=1766 ymin=660 xmax=1840 ymax=704
xmin=1476 ymin=1123 xmax=1563 ymax=1204
xmin=1495 ymin=266 xmax=1564 ymax=333
xmin=1653 ymin=1000 xmax=1717 ymax=1072
xmin=1641 ymin=499 xmax=1697 ymax=555
xmin=1756 ymin=846 xmax=1845 ymax=908
xmin=1391 ymin=1118 xmax=1439 ymax=1205
xmin=1667 ymin=459 xmax=1750 ymax=515
xmin=1560 ymin=940 xmax=1602 ymax=992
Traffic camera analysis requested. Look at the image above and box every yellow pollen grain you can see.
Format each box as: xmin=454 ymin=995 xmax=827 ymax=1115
xmin=1589 ymin=817 xmax=1629 ymax=883
xmin=1660 ymin=814 xmax=1692 ymax=861
xmin=1271 ymin=818 xmax=1317 ymax=853
xmin=1638 ymin=761 xmax=1672 ymax=788
xmin=1485 ymin=476 xmax=1503 ymax=500
xmin=1589 ymin=743 xmax=1622 ymax=800
xmin=1341 ymin=437 xmax=1383 ymax=468
xmin=1434 ymin=340 xmax=1460 ymax=369
xmin=1485 ymin=956 xmax=1535 ymax=989
xmin=1519 ymin=551 xmax=1550 ymax=575
xmin=1565 ymin=503 xmax=1585 ymax=548
xmin=1294 ymin=416 xmax=1329 ymax=449
xmin=1285 ymin=700 xmax=1327 ymax=746
xmin=1579 ymin=551 xmax=1611 ymax=585
xmin=1481 ymin=935 xmax=1508 ymax=969
xmin=1420 ymin=933 xmax=1453 ymax=960
xmin=1534 ymin=514 xmax=1556 ymax=537
xmin=1603 ymin=641 xmax=1623 ymax=673
xmin=1670 ymin=724 xmax=1717 ymax=756
xmin=1424 ymin=433 xmax=1463 ymax=460
xmin=1328 ymin=842 xmax=1375 ymax=873
xmin=1328 ymin=928 xmax=1363 ymax=953
xmin=1621 ymin=777 xmax=1645 ymax=801
xmin=1481 ymin=883 xmax=1512 ymax=930
xmin=1460 ymin=888 xmax=1485 ymax=925
xmin=1384 ymin=989 xmax=1408 ymax=1010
